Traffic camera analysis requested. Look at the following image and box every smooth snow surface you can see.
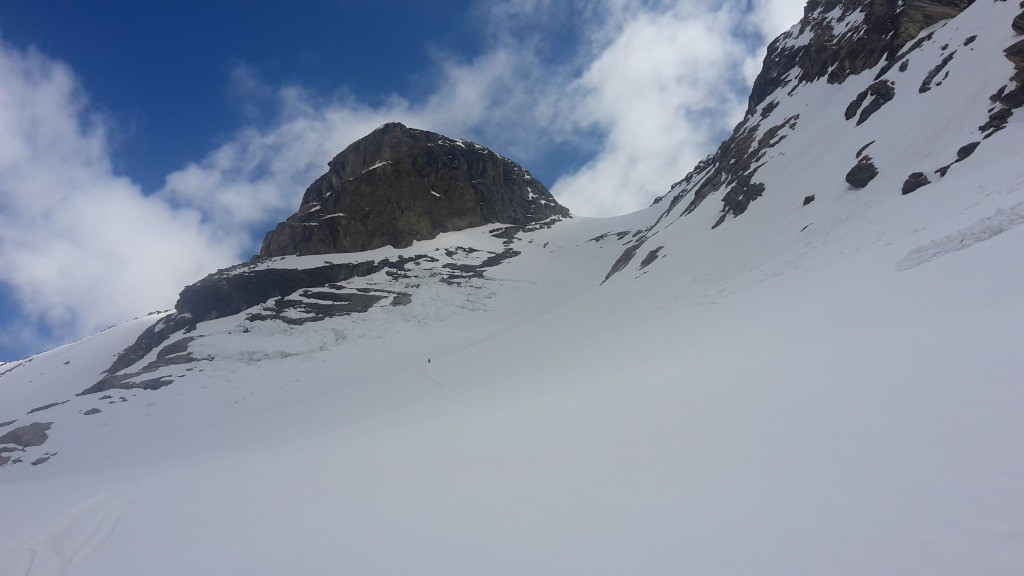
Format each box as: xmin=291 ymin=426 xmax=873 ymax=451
xmin=1 ymin=2 xmax=1023 ymax=574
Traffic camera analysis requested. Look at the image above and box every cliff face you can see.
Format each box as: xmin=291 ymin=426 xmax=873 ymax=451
xmin=259 ymin=122 xmax=569 ymax=257
xmin=748 ymin=0 xmax=976 ymax=115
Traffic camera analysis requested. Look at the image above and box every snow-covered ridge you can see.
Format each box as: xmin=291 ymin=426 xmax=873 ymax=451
xmin=618 ymin=0 xmax=1022 ymax=283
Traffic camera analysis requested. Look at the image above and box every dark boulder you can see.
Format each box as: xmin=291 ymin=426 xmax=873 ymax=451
xmin=846 ymin=158 xmax=879 ymax=188
xmin=956 ymin=141 xmax=980 ymax=161
xmin=902 ymin=172 xmax=931 ymax=194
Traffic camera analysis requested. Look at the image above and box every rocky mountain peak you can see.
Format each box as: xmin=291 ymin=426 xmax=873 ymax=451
xmin=601 ymin=0 xmax=1022 ymax=283
xmin=748 ymin=0 xmax=975 ymax=115
xmin=259 ymin=122 xmax=569 ymax=257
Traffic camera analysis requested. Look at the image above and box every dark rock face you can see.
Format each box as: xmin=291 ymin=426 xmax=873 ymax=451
xmin=748 ymin=0 xmax=974 ymax=115
xmin=896 ymin=0 xmax=975 ymax=46
xmin=846 ymin=158 xmax=880 ymax=188
xmin=902 ymin=172 xmax=931 ymax=194
xmin=260 ymin=123 xmax=569 ymax=257
xmin=655 ymin=112 xmax=796 ymax=226
xmin=87 ymin=241 xmax=522 ymax=393
xmin=83 ymin=257 xmax=415 ymax=395
xmin=176 ymin=260 xmax=396 ymax=323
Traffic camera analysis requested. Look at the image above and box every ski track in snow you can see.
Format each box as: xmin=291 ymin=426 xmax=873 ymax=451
xmin=895 ymin=201 xmax=1024 ymax=271
xmin=0 ymin=493 xmax=125 ymax=576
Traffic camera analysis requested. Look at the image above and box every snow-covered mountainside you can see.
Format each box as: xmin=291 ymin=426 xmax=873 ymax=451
xmin=2 ymin=1 xmax=1023 ymax=574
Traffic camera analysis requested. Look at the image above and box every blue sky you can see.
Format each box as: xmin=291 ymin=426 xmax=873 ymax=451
xmin=0 ymin=0 xmax=804 ymax=360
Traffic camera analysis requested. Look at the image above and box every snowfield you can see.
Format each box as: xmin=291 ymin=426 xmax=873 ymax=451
xmin=2 ymin=1 xmax=1023 ymax=574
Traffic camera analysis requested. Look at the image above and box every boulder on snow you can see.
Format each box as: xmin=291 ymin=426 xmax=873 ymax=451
xmin=846 ymin=158 xmax=879 ymax=188
xmin=956 ymin=141 xmax=980 ymax=161
xmin=902 ymin=172 xmax=931 ymax=195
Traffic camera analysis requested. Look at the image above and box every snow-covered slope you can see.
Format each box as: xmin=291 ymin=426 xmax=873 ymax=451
xmin=2 ymin=1 xmax=1023 ymax=574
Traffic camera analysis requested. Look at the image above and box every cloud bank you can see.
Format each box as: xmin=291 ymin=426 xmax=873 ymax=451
xmin=0 ymin=41 xmax=240 ymax=356
xmin=0 ymin=0 xmax=804 ymax=358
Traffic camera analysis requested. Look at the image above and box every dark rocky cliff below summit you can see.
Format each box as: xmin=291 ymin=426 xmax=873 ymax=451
xmin=260 ymin=122 xmax=570 ymax=257
xmin=747 ymin=0 xmax=975 ymax=115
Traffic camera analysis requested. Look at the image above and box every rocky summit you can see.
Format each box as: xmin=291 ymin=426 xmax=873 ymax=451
xmin=259 ymin=122 xmax=569 ymax=257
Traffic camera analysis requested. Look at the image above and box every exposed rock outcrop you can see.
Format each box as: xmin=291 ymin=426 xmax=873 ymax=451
xmin=604 ymin=0 xmax=975 ymax=283
xmin=902 ymin=172 xmax=932 ymax=194
xmin=846 ymin=157 xmax=880 ymax=188
xmin=846 ymin=80 xmax=896 ymax=124
xmin=748 ymin=0 xmax=974 ymax=115
xmin=920 ymin=52 xmax=956 ymax=93
xmin=1010 ymin=9 xmax=1024 ymax=35
xmin=260 ymin=123 xmax=569 ymax=257
xmin=0 ymin=422 xmax=53 ymax=467
xmin=956 ymin=141 xmax=980 ymax=161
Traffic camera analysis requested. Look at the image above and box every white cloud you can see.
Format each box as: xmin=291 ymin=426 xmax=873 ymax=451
xmin=551 ymin=3 xmax=753 ymax=215
xmin=0 ymin=0 xmax=808 ymax=357
xmin=0 ymin=40 xmax=239 ymax=356
xmin=159 ymin=0 xmax=809 ymax=220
